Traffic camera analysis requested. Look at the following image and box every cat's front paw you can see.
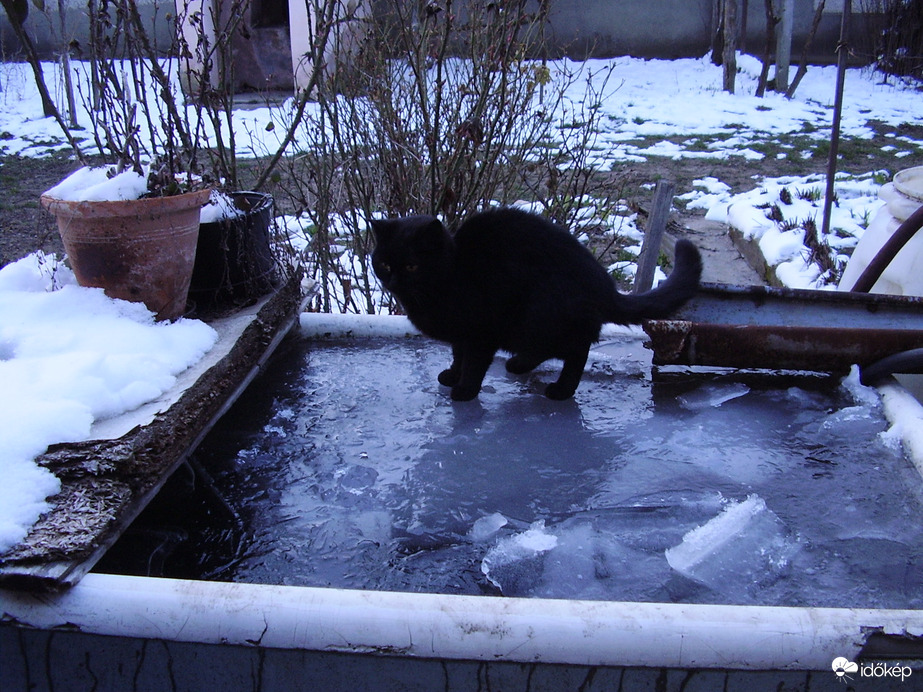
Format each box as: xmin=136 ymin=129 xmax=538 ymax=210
xmin=544 ymin=382 xmax=576 ymax=400
xmin=438 ymin=368 xmax=460 ymax=387
xmin=450 ymin=384 xmax=480 ymax=401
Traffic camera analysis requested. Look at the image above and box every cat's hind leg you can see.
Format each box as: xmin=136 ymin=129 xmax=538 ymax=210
xmin=544 ymin=344 xmax=590 ymax=400
xmin=505 ymin=353 xmax=546 ymax=375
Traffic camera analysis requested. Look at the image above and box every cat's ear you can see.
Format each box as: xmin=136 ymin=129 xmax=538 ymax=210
xmin=370 ymin=218 xmax=392 ymax=243
xmin=419 ymin=217 xmax=452 ymax=249
xmin=424 ymin=218 xmax=447 ymax=235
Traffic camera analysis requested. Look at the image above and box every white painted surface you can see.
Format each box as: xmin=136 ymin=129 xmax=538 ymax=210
xmin=2 ymin=572 xmax=923 ymax=671
xmin=840 ymin=167 xmax=923 ymax=295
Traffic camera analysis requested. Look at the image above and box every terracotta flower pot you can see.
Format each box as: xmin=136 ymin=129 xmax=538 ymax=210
xmin=41 ymin=188 xmax=212 ymax=321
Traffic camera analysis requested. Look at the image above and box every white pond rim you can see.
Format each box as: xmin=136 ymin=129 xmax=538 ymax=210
xmin=3 ymin=572 xmax=923 ymax=671
xmin=3 ymin=312 xmax=923 ymax=671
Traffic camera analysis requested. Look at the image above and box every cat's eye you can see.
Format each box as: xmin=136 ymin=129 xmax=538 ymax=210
xmin=380 ymin=262 xmax=391 ymax=273
xmin=406 ymin=264 xmax=419 ymax=273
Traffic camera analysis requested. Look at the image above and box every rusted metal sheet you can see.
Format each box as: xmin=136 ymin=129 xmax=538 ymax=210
xmin=643 ymin=282 xmax=923 ymax=374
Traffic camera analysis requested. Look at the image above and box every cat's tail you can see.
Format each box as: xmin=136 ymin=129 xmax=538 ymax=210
xmin=610 ymin=238 xmax=702 ymax=323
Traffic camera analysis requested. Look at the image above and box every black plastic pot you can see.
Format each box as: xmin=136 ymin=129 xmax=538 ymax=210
xmin=190 ymin=191 xmax=276 ymax=309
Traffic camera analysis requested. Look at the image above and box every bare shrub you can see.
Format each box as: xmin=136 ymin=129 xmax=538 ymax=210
xmin=866 ymin=0 xmax=923 ymax=82
xmin=280 ymin=0 xmax=622 ymax=314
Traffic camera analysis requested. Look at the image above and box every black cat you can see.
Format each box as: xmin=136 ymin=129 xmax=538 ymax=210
xmin=371 ymin=207 xmax=701 ymax=401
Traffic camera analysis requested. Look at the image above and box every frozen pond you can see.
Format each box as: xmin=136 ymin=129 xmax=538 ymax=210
xmin=99 ymin=330 xmax=923 ymax=609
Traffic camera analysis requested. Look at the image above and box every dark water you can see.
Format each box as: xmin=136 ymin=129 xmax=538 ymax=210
xmin=96 ymin=331 xmax=923 ymax=609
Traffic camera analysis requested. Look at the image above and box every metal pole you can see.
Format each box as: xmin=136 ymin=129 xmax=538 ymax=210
xmin=821 ymin=0 xmax=851 ymax=240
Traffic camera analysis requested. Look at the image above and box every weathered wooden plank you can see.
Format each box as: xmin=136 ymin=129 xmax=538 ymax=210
xmin=633 ymin=180 xmax=675 ymax=294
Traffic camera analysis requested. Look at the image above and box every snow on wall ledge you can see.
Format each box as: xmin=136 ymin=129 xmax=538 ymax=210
xmin=0 ymin=254 xmax=218 ymax=556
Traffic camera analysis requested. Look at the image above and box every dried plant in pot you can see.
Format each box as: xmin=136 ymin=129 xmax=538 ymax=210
xmin=37 ymin=0 xmax=214 ymax=321
xmin=173 ymin=0 xmax=301 ymax=311
xmin=35 ymin=0 xmax=340 ymax=318
xmin=41 ymin=166 xmax=211 ymax=322
xmin=190 ymin=190 xmax=277 ymax=310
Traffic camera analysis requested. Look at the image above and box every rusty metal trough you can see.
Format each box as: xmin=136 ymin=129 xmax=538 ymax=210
xmin=643 ymin=282 xmax=923 ymax=381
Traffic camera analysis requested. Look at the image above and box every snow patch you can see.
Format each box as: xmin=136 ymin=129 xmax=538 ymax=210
xmin=0 ymin=254 xmax=218 ymax=555
xmin=43 ymin=166 xmax=149 ymax=202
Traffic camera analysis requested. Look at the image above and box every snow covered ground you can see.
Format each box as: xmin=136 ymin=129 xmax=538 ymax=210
xmin=0 ymin=53 xmax=922 ymax=559
xmin=682 ymin=170 xmax=888 ymax=288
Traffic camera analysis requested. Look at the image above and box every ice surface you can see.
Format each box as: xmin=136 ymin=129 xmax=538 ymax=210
xmin=665 ymin=496 xmax=799 ymax=599
xmin=474 ymin=490 xmax=739 ymax=600
xmin=100 ymin=335 xmax=923 ymax=609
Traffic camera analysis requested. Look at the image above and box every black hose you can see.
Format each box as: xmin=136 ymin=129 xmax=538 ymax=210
xmin=859 ymin=348 xmax=923 ymax=386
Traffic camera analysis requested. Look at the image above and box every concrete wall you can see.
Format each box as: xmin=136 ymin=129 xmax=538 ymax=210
xmin=3 ymin=0 xmax=871 ymax=68
xmin=545 ymin=0 xmax=864 ymax=62
xmin=1 ymin=625 xmax=883 ymax=692
xmin=545 ymin=0 xmax=716 ymax=59
xmin=0 ymin=0 xmax=175 ymax=59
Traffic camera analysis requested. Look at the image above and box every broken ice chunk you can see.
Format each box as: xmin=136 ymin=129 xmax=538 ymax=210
xmin=537 ymin=521 xmax=665 ymax=601
xmin=665 ymin=495 xmax=798 ymax=597
xmin=678 ymin=383 xmax=750 ymax=410
xmin=469 ymin=512 xmax=508 ymax=542
xmin=480 ymin=516 xmax=674 ymax=601
xmin=481 ymin=521 xmax=557 ymax=592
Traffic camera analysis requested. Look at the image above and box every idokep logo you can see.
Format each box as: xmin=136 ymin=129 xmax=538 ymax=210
xmin=832 ymin=656 xmax=913 ymax=683
xmin=832 ymin=657 xmax=859 ymax=682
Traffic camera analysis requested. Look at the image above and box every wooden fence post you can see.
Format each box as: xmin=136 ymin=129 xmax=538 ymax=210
xmin=634 ymin=180 xmax=676 ymax=294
